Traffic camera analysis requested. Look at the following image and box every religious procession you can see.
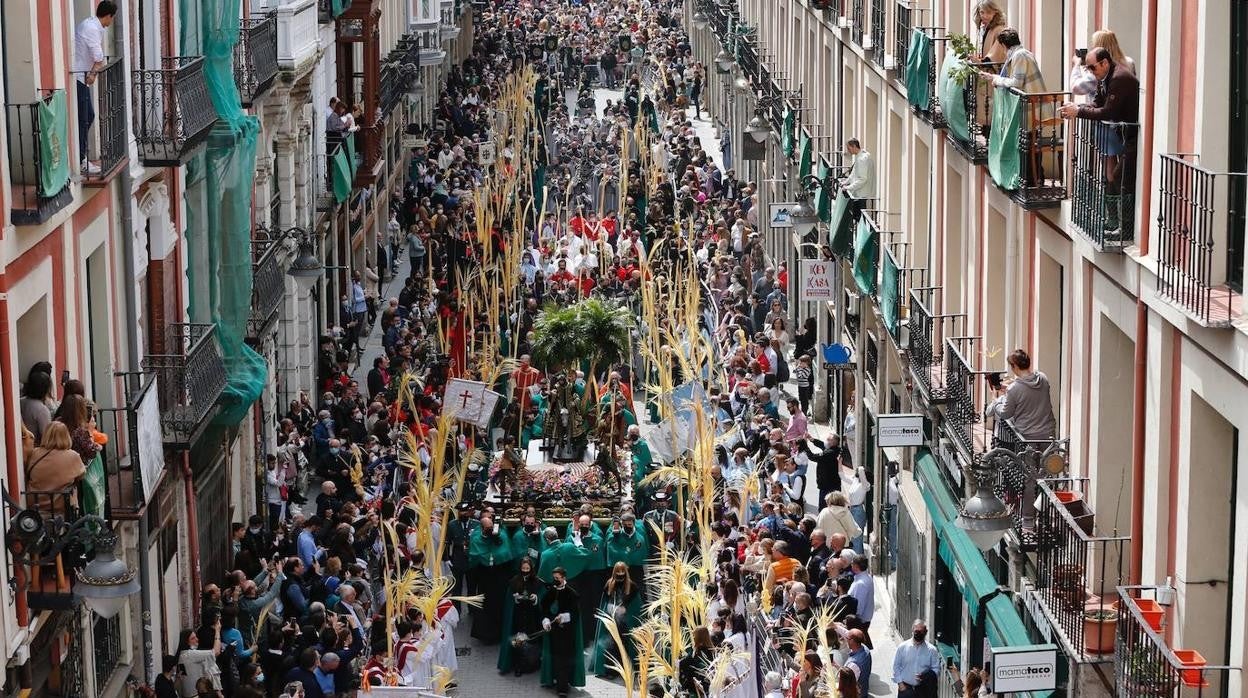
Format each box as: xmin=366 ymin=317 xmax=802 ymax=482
xmin=72 ymin=1 xmax=893 ymax=698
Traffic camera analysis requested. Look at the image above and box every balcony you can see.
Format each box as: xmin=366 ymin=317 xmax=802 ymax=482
xmin=5 ymin=89 xmax=74 ymax=226
xmin=79 ymin=58 xmax=129 ymax=185
xmin=850 ymin=0 xmax=865 ymax=46
xmin=1070 ymin=119 xmax=1141 ymax=250
xmin=987 ymin=88 xmax=1068 ymax=210
xmin=869 ymin=0 xmax=886 ymax=66
xmin=94 ymin=374 xmax=164 ymax=519
xmin=1155 ymin=153 xmax=1244 ymax=328
xmin=251 ymin=0 xmax=319 ymax=69
xmin=943 ymin=336 xmax=989 ymax=462
xmin=897 ymin=4 xmax=947 ymax=129
xmin=1030 ymin=479 xmax=1128 ymax=660
xmin=141 ymin=323 xmax=228 ymax=447
xmin=907 ymin=287 xmax=947 ymax=405
xmin=235 ymin=14 xmax=279 ymax=106
xmin=944 ymin=62 xmax=999 ymax=164
xmin=132 ymin=57 xmax=217 ymax=166
xmin=810 ymin=0 xmax=840 ymax=21
xmin=1115 ymin=586 xmax=1236 ymax=697
xmin=247 ymin=231 xmax=286 ymax=340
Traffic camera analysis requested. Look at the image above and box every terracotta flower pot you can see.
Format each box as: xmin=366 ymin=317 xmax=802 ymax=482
xmin=1082 ymin=609 xmax=1118 ymax=654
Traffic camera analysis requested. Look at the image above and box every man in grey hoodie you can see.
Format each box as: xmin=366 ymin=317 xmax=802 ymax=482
xmin=988 ymin=349 xmax=1056 ymax=528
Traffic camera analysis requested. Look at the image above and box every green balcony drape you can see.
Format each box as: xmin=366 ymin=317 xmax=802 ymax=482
xmin=880 ymin=249 xmax=900 ymax=333
xmin=782 ymin=107 xmax=795 ymax=158
xmin=828 ymin=190 xmax=854 ymax=257
xmin=905 ymin=29 xmax=932 ymax=110
xmin=988 ymin=88 xmax=1023 ymax=190
xmin=852 ymin=215 xmax=877 ymax=295
xmin=37 ymin=91 xmax=70 ymax=195
xmin=939 ymin=54 xmax=970 ymax=143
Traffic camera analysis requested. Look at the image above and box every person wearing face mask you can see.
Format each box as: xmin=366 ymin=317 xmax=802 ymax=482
xmin=538 ymin=526 xmax=592 ymax=584
xmin=564 ymin=513 xmax=607 ymax=646
xmin=539 ymin=568 xmax=584 ymax=698
xmin=590 ymin=562 xmax=640 ymax=678
xmin=626 ymin=426 xmax=655 ymax=511
xmin=510 ymin=514 xmax=546 ymax=567
xmin=498 ymin=556 xmax=545 ymax=675
xmin=311 ymin=410 xmax=334 ymax=462
xmin=893 ymin=620 xmax=941 ymax=698
xmin=606 ymin=513 xmax=648 ymax=590
xmin=468 ymin=515 xmax=515 ymax=644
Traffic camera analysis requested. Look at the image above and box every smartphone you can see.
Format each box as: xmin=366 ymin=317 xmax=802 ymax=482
xmin=1076 ymin=48 xmax=1088 ymax=59
xmin=60 ymin=370 xmax=70 ymax=386
xmin=987 ymin=371 xmax=1004 ymax=390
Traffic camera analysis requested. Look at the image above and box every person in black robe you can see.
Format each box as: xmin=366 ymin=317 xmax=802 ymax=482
xmin=539 ymin=568 xmax=583 ymax=698
xmin=497 ymin=557 xmax=544 ymax=676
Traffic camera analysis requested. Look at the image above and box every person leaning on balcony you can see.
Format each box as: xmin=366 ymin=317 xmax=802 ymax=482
xmin=987 ymin=349 xmax=1056 ymax=530
xmin=1059 ymin=47 xmax=1141 ymax=231
xmin=72 ymin=1 xmax=116 ymax=175
xmin=984 ymin=29 xmax=1046 ymax=94
xmin=841 ymin=139 xmax=875 ymax=222
xmin=25 ymin=422 xmax=87 ymax=514
xmin=1069 ymin=30 xmax=1136 ymax=96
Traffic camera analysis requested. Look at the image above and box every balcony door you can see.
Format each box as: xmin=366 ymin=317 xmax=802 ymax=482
xmin=1229 ymin=0 xmax=1247 ymax=292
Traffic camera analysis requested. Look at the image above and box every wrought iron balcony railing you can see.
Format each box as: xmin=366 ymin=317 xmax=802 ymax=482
xmin=141 ymin=323 xmax=227 ymax=447
xmin=92 ymin=614 xmax=124 ymax=695
xmin=894 ymin=1 xmax=914 ymax=71
xmin=810 ymin=0 xmax=840 ymax=20
xmin=850 ymin=0 xmax=866 ymax=46
xmin=870 ymin=0 xmax=886 ymax=66
xmin=945 ymin=61 xmax=999 ymax=164
xmin=907 ymin=287 xmax=940 ymax=402
xmin=943 ymin=336 xmax=989 ymax=461
xmin=252 ymin=0 xmax=320 ymax=68
xmin=78 ymin=58 xmax=129 ymax=185
xmin=990 ymin=89 xmax=1069 ymax=210
xmin=1031 ymin=479 xmax=1128 ymax=659
xmin=1115 ymin=586 xmax=1237 ymax=697
xmin=5 ymin=89 xmax=74 ymax=226
xmin=1155 ymin=153 xmax=1245 ymax=328
xmin=248 ymin=232 xmax=286 ymax=339
xmin=133 ymin=57 xmax=217 ymax=166
xmin=94 ymin=374 xmax=162 ymax=520
xmin=319 ymin=0 xmax=352 ymax=23
xmin=235 ymin=14 xmax=279 ymax=106
xmin=1070 ymin=119 xmax=1140 ymax=250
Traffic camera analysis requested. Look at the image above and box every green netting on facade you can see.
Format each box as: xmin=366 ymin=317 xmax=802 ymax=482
xmin=988 ymin=88 xmax=1022 ymax=190
xmin=183 ymin=0 xmax=266 ymax=428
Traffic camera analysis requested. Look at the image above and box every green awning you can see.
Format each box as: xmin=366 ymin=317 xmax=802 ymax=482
xmin=915 ymin=448 xmax=958 ymax=528
xmin=936 ymin=523 xmax=1001 ymax=617
xmin=985 ymin=595 xmax=1031 ymax=649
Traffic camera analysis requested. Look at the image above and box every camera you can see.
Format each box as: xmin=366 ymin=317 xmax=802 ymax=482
xmin=1075 ymin=48 xmax=1088 ymax=60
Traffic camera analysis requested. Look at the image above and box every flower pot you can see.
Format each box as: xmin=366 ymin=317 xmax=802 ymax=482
xmin=1173 ymin=649 xmax=1208 ymax=687
xmin=1081 ymin=609 xmax=1118 ymax=655
xmin=1055 ymin=490 xmax=1083 ymax=505
xmin=1134 ymin=599 xmax=1165 ymax=632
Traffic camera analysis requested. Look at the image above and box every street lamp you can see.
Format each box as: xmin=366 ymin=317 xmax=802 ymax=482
xmin=76 ymin=529 xmax=141 ymax=619
xmin=956 ymin=448 xmax=1019 ymax=551
xmin=714 ymin=49 xmax=735 ymax=74
xmin=692 ymin=8 xmax=709 ymax=30
xmin=746 ymin=113 xmax=771 ymax=142
xmin=734 ymin=75 xmax=752 ymax=93
xmin=256 ymin=225 xmax=325 ymax=292
xmin=789 ymin=197 xmax=819 ymax=238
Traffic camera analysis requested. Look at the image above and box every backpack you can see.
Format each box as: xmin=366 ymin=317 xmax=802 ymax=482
xmin=775 ymin=352 xmax=790 ymax=383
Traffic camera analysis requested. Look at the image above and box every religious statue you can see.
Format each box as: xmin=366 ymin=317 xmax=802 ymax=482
xmin=543 ymin=374 xmax=588 ymax=462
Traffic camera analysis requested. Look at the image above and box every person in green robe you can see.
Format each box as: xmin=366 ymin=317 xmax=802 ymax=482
xmin=627 ymin=426 xmax=654 ymax=511
xmin=538 ymin=527 xmax=592 ymax=584
xmin=539 ymin=567 xmax=584 ymax=697
xmin=589 ymin=562 xmax=643 ymax=678
xmin=497 ymin=556 xmax=545 ymax=676
xmin=606 ymin=512 xmax=649 ymax=587
xmin=521 ymin=391 xmax=547 ymax=449
xmin=510 ymin=512 xmax=546 ymax=568
xmin=565 ymin=513 xmax=607 ymax=646
xmin=468 ymin=515 xmax=515 ymax=645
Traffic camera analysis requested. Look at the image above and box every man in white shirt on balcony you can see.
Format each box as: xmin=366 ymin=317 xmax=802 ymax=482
xmin=842 ymin=138 xmax=875 ymax=222
xmin=72 ymin=1 xmax=116 ymax=175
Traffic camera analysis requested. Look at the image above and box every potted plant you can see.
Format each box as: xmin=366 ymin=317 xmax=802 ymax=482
xmin=1082 ymin=608 xmax=1118 ymax=655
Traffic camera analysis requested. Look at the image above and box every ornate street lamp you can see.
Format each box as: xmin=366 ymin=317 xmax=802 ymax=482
xmin=746 ymin=113 xmax=771 ymax=142
xmin=257 ymin=225 xmax=326 ymax=292
xmin=956 ymin=448 xmax=1019 ymax=551
xmin=788 ymin=197 xmax=820 ymax=239
xmin=714 ymin=50 xmax=735 ymax=74
xmin=692 ymin=8 xmax=710 ymax=30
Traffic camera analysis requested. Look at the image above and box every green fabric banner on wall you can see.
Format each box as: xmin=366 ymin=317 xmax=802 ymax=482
xmin=332 ymin=147 xmax=352 ymax=203
xmin=852 ymin=216 xmax=877 ymax=296
xmin=988 ymin=88 xmax=1023 ymax=190
xmin=345 ymin=132 xmax=358 ymax=176
xmin=880 ymin=249 xmax=900 ymax=334
xmin=37 ymin=90 xmax=70 ymax=195
xmin=815 ymin=163 xmax=831 ymax=223
xmin=782 ymin=108 xmax=795 ymax=158
xmin=905 ymin=29 xmax=932 ymax=110
xmin=939 ymin=55 xmax=970 ymax=143
xmin=828 ymin=190 xmax=854 ymax=257
xmin=798 ymin=135 xmax=813 ymax=180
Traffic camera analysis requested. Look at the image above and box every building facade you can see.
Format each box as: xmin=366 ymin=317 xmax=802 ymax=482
xmin=0 ymin=0 xmax=469 ymax=695
xmin=691 ymin=0 xmax=1248 ymax=695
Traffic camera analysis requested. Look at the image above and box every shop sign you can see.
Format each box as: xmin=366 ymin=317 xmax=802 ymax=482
xmin=991 ymin=644 xmax=1058 ymax=693
xmin=799 ymin=260 xmax=836 ymax=301
xmin=876 ymin=413 xmax=924 ymax=447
